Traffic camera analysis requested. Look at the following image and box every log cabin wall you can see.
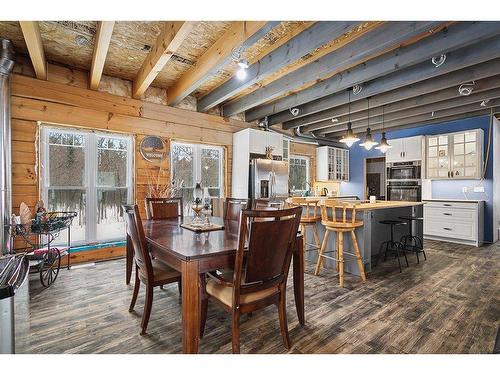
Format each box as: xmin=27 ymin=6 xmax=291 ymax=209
xmin=9 ymin=67 xmax=253 ymax=262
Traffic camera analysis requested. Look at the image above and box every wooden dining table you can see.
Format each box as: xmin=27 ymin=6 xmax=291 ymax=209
xmin=125 ymin=216 xmax=305 ymax=354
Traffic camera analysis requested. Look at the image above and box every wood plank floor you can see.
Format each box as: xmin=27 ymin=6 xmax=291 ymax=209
xmin=23 ymin=240 xmax=499 ymax=354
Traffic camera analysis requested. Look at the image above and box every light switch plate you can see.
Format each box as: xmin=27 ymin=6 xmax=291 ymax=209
xmin=473 ymin=186 xmax=485 ymax=193
xmin=462 ymin=187 xmax=468 ymax=193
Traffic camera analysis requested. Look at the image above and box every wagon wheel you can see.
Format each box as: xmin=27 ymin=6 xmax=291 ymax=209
xmin=40 ymin=248 xmax=61 ymax=287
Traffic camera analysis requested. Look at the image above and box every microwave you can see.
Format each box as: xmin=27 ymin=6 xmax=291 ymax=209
xmin=387 ymin=161 xmax=421 ymax=181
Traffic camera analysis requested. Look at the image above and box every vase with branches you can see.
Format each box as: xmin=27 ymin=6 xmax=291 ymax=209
xmin=145 ymin=168 xmax=184 ymax=198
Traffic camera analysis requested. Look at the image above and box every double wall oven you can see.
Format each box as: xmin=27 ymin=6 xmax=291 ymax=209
xmin=386 ymin=161 xmax=422 ymax=202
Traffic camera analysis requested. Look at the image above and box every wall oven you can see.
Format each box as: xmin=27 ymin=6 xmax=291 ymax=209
xmin=387 ymin=161 xmax=421 ymax=181
xmin=387 ymin=181 xmax=422 ymax=202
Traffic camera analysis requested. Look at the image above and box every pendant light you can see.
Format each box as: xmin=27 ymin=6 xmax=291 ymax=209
xmin=339 ymin=89 xmax=360 ymax=147
xmin=359 ymin=97 xmax=378 ymax=150
xmin=376 ymin=105 xmax=392 ymax=153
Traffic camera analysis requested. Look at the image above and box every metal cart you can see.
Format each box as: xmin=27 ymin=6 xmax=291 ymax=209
xmin=7 ymin=212 xmax=77 ymax=288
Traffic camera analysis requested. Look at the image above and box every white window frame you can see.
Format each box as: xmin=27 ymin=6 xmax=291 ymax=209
xmin=170 ymin=141 xmax=225 ymax=197
xmin=40 ymin=126 xmax=133 ymax=245
xmin=289 ymin=155 xmax=310 ymax=193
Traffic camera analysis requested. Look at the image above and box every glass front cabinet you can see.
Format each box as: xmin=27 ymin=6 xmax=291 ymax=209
xmin=426 ymin=129 xmax=483 ymax=179
xmin=316 ymin=146 xmax=349 ymax=181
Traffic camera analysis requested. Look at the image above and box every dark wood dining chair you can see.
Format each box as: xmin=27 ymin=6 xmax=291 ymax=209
xmin=223 ymin=197 xmax=250 ymax=221
xmin=200 ymin=206 xmax=302 ymax=353
xmin=123 ymin=204 xmax=181 ymax=335
xmin=144 ymin=197 xmax=183 ymax=220
xmin=251 ymin=198 xmax=284 ymax=210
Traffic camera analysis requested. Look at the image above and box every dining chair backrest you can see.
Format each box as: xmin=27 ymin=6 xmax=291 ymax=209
xmin=123 ymin=204 xmax=153 ymax=281
xmin=145 ymin=197 xmax=183 ymax=220
xmin=251 ymin=198 xmax=285 ymax=210
xmin=233 ymin=207 xmax=302 ymax=302
xmin=223 ymin=197 xmax=250 ymax=221
xmin=320 ymin=199 xmax=358 ymax=226
xmin=289 ymin=197 xmax=320 ymax=218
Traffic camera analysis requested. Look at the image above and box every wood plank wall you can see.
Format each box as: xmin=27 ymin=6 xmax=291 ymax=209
xmin=9 ymin=68 xmax=316 ymax=262
xmin=10 ymin=73 xmax=251 ymax=220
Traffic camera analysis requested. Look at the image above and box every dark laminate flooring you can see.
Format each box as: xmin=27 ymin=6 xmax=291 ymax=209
xmin=23 ymin=240 xmax=500 ymax=354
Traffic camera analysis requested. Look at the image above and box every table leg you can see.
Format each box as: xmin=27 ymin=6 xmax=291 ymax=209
xmin=181 ymin=260 xmax=200 ymax=354
xmin=293 ymin=236 xmax=305 ymax=326
xmin=126 ymin=234 xmax=133 ymax=285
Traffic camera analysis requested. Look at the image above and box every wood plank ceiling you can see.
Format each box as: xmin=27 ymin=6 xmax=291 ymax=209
xmin=1 ymin=20 xmax=499 ymax=138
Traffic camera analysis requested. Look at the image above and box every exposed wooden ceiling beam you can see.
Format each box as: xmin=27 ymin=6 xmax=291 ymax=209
xmin=196 ymin=21 xmax=364 ymax=112
xmin=220 ymin=21 xmax=443 ymax=118
xmin=316 ymin=87 xmax=500 ymax=137
xmin=19 ymin=21 xmax=47 ymax=80
xmin=298 ymin=73 xmax=500 ymax=132
xmin=167 ymin=21 xmax=274 ymax=106
xmin=89 ymin=21 xmax=115 ymax=90
xmin=325 ymin=102 xmax=500 ymax=139
xmin=132 ymin=21 xmax=196 ymax=99
xmin=250 ymin=21 xmax=500 ymax=123
xmin=280 ymin=58 xmax=500 ymax=129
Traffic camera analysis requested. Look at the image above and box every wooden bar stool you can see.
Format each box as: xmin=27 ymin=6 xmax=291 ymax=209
xmin=314 ymin=200 xmax=366 ymax=287
xmin=289 ymin=197 xmax=322 ymax=261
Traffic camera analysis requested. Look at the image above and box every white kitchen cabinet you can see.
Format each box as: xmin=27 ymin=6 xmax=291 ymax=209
xmin=385 ymin=136 xmax=423 ymax=162
xmin=426 ymin=129 xmax=483 ymax=179
xmin=423 ymin=199 xmax=484 ymax=246
xmin=247 ymin=128 xmax=283 ymax=156
xmin=316 ymin=146 xmax=349 ymax=181
xmin=231 ymin=128 xmax=283 ymax=198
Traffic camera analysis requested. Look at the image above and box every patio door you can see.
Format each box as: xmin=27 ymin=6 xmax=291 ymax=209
xmin=40 ymin=126 xmax=133 ymax=245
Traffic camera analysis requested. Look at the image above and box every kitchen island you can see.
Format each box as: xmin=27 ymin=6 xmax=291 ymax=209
xmin=303 ymin=200 xmax=425 ymax=275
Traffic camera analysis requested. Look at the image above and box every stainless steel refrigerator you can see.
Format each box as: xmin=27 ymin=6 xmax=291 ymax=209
xmin=249 ymin=159 xmax=289 ymax=200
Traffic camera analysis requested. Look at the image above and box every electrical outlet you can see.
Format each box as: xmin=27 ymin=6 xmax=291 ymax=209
xmin=473 ymin=186 xmax=485 ymax=193
xmin=462 ymin=187 xmax=468 ymax=193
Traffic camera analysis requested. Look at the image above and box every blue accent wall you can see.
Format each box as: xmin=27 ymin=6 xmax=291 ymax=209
xmin=340 ymin=115 xmax=494 ymax=242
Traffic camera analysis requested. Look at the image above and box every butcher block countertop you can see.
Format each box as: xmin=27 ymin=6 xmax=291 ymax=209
xmin=332 ymin=200 xmax=424 ymax=210
xmin=289 ymin=198 xmax=424 ymax=210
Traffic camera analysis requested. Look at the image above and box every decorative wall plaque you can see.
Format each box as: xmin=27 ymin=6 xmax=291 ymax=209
xmin=140 ymin=136 xmax=168 ymax=163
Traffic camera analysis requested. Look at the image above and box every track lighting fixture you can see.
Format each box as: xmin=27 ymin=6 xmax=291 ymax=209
xmin=236 ymin=59 xmax=249 ymax=80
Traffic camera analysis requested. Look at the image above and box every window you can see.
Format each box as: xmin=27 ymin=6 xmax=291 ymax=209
xmin=289 ymin=155 xmax=310 ymax=193
xmin=41 ymin=127 xmax=133 ymax=245
xmin=170 ymin=141 xmax=224 ymax=214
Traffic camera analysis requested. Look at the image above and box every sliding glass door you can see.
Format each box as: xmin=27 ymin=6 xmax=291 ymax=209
xmin=41 ymin=126 xmax=133 ymax=245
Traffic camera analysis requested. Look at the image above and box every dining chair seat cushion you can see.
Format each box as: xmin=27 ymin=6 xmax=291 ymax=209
xmin=139 ymin=258 xmax=181 ymax=283
xmin=206 ymin=278 xmax=278 ymax=307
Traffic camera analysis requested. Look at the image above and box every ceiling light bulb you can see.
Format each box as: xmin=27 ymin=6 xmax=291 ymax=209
xmin=339 ymin=122 xmax=360 ymax=148
xmin=237 ymin=59 xmax=249 ymax=69
xmin=236 ymin=67 xmax=247 ymax=80
xmin=359 ymin=127 xmax=378 ymax=151
xmin=375 ymin=132 xmax=392 ymax=153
